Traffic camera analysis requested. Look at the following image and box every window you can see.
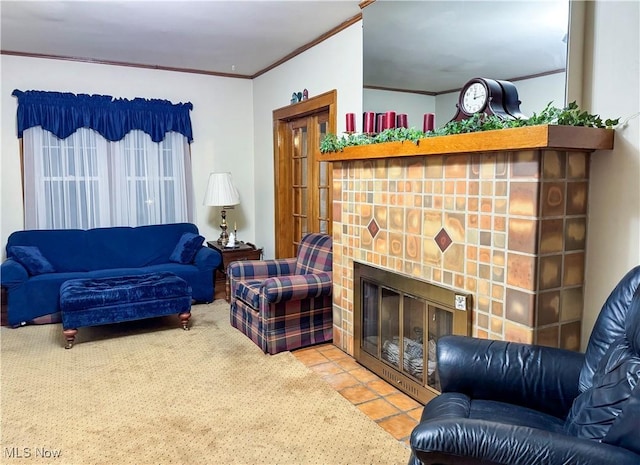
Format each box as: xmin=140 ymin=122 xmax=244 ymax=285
xmin=14 ymin=90 xmax=195 ymax=230
xmin=110 ymin=130 xmax=192 ymax=227
xmin=24 ymin=127 xmax=193 ymax=229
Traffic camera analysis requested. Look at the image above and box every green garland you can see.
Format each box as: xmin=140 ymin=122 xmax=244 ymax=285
xmin=320 ymin=102 xmax=619 ymax=154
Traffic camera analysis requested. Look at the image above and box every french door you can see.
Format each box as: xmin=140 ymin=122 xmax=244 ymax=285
xmin=273 ymin=90 xmax=336 ymax=258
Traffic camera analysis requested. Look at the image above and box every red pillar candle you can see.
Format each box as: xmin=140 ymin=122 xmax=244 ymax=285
xmin=396 ymin=114 xmax=408 ymax=128
xmin=345 ymin=112 xmax=356 ymax=133
xmin=376 ymin=113 xmax=386 ymax=133
xmin=363 ymin=112 xmax=375 ymax=134
xmin=423 ymin=113 xmax=435 ymax=133
xmin=385 ymin=111 xmax=396 ymax=130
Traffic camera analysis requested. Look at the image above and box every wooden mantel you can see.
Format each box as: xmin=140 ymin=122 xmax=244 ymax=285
xmin=320 ymin=125 xmax=614 ymax=161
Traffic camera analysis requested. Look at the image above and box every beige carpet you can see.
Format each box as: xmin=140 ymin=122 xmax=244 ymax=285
xmin=1 ymin=300 xmax=410 ymax=465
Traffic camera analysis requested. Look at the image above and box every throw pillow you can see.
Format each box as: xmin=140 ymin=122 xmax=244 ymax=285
xmin=9 ymin=245 xmax=56 ymax=275
xmin=169 ymin=232 xmax=205 ymax=264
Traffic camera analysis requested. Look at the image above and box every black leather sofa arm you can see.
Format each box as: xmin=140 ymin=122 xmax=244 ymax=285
xmin=437 ymin=335 xmax=584 ymax=417
xmin=409 ymin=418 xmax=640 ymax=465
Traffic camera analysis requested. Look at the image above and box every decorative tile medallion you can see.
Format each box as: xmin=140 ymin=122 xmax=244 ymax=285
xmin=367 ymin=218 xmax=380 ymax=239
xmin=434 ymin=228 xmax=452 ymax=252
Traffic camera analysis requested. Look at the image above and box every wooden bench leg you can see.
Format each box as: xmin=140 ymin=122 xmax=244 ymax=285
xmin=63 ymin=329 xmax=77 ymax=349
xmin=179 ymin=312 xmax=191 ymax=330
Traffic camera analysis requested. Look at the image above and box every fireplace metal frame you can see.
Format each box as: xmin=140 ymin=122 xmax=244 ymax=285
xmin=353 ymin=261 xmax=472 ymax=404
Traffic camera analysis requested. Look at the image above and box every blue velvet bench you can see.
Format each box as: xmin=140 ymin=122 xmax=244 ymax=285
xmin=59 ymin=272 xmax=192 ymax=349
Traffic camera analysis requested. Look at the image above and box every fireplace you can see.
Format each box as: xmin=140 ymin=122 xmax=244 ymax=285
xmin=354 ymin=261 xmax=471 ymax=403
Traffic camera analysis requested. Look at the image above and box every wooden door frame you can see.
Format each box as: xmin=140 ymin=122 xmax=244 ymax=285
xmin=272 ymin=89 xmax=337 ymax=258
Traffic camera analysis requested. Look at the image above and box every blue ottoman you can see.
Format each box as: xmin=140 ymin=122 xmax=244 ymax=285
xmin=60 ymin=272 xmax=192 ymax=349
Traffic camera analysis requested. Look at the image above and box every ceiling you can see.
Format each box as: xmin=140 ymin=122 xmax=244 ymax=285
xmin=0 ymin=0 xmax=363 ymax=77
xmin=1 ymin=1 xmax=569 ymax=93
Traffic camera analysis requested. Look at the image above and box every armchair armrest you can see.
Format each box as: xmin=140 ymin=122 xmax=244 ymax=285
xmin=437 ymin=335 xmax=584 ymax=418
xmin=228 ymin=258 xmax=297 ymax=280
xmin=1 ymin=259 xmax=29 ymax=288
xmin=410 ymin=418 xmax=640 ymax=465
xmin=193 ymin=246 xmax=222 ymax=271
xmin=262 ymin=272 xmax=332 ymax=304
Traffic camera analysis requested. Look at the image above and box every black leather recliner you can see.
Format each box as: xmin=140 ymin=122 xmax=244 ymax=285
xmin=409 ymin=265 xmax=640 ymax=465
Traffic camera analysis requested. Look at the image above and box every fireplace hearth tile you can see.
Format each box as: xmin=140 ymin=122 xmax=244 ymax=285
xmin=434 ymin=228 xmax=452 ymax=252
xmin=563 ymin=253 xmax=585 ymax=286
xmin=538 ymin=291 xmax=561 ymax=326
xmin=511 ymin=150 xmax=540 ymax=177
xmin=367 ymin=218 xmax=380 ymax=239
xmin=565 ymin=218 xmax=586 ymax=250
xmin=567 ymin=181 xmax=588 ymax=215
xmin=561 ymin=287 xmax=583 ymax=321
xmin=509 ymin=182 xmax=539 ymax=216
xmin=543 ymin=151 xmax=565 ymax=179
xmin=445 ymin=213 xmax=465 ymax=241
xmin=542 ymin=182 xmax=566 ymax=217
xmin=386 ymin=393 xmax=422 ymax=411
xmin=406 ymin=235 xmax=420 ymax=260
xmin=505 ymin=289 xmax=535 ymax=327
xmin=540 ymin=255 xmax=563 ymax=290
xmin=506 ymin=253 xmax=536 ymax=290
xmin=357 ymin=398 xmax=401 ymax=420
xmin=540 ymin=218 xmax=564 ymax=253
xmin=567 ymin=152 xmax=587 ymax=178
xmin=444 ymin=155 xmax=467 ymax=178
xmin=374 ymin=232 xmax=388 ymax=254
xmin=443 ymin=243 xmax=464 ymax=272
xmin=560 ymin=321 xmax=581 ymax=351
xmin=509 ymin=218 xmax=537 ymax=254
xmin=505 ymin=321 xmax=533 ymax=344
xmin=536 ymin=325 xmax=559 ymax=348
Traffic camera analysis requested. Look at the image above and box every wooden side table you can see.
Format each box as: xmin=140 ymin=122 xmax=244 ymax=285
xmin=207 ymin=241 xmax=263 ymax=302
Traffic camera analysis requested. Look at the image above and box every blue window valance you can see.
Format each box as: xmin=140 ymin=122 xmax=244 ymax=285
xmin=12 ymin=90 xmax=194 ymax=143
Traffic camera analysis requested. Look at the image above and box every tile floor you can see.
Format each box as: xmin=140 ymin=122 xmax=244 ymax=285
xmin=292 ymin=343 xmax=423 ymax=445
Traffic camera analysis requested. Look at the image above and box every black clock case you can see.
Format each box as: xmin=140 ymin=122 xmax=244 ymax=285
xmin=451 ymin=77 xmax=525 ymax=122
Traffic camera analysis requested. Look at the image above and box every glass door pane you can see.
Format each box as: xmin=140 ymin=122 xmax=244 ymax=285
xmin=427 ymin=306 xmax=453 ymax=391
xmin=315 ymin=116 xmax=331 ymax=236
xmin=402 ymin=295 xmax=425 ymax=382
xmin=361 ymin=280 xmax=379 ymax=357
xmin=381 ymin=287 xmax=401 ymax=368
xmin=291 ymin=125 xmax=308 ymax=246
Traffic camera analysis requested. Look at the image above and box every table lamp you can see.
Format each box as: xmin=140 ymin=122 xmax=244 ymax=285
xmin=203 ymin=172 xmax=240 ymax=246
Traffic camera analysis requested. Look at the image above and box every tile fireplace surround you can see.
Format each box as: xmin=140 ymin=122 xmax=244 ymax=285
xmin=323 ymin=125 xmax=614 ymax=357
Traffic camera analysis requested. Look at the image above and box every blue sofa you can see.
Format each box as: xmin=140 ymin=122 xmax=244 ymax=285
xmin=1 ymin=223 xmax=221 ymax=327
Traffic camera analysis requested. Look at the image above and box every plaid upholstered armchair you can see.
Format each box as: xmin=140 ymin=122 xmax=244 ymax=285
xmin=228 ymin=233 xmax=333 ymax=354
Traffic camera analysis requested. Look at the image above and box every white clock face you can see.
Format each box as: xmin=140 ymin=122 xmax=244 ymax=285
xmin=462 ymin=82 xmax=487 ymax=114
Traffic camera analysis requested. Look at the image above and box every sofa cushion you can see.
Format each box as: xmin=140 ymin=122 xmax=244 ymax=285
xmin=169 ymin=232 xmax=205 ymax=264
xmin=8 ymin=245 xmax=56 ymax=275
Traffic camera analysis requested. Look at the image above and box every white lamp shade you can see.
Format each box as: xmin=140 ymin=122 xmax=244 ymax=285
xmin=203 ymin=172 xmax=240 ymax=207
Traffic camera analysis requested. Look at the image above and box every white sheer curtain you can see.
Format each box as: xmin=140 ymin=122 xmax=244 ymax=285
xmin=110 ymin=130 xmax=194 ymax=226
xmin=23 ymin=127 xmax=194 ymax=229
xmin=23 ymin=127 xmax=111 ymax=229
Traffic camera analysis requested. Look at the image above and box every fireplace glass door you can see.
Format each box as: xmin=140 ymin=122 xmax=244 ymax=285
xmin=354 ymin=261 xmax=470 ymax=403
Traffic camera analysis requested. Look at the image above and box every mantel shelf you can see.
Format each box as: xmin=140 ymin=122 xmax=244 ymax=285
xmin=320 ymin=125 xmax=615 ymax=162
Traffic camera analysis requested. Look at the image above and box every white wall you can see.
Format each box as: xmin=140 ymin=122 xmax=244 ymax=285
xmin=515 ymin=72 xmax=566 ymax=115
xmin=252 ymin=22 xmax=363 ymax=259
xmin=363 ymin=88 xmax=435 ymax=131
xmin=0 ymin=55 xmax=254 ymax=252
xmin=581 ymin=0 xmax=640 ymax=349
